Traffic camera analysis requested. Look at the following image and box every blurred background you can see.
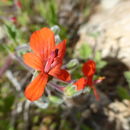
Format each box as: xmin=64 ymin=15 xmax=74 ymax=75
xmin=1 ymin=0 xmax=130 ymax=130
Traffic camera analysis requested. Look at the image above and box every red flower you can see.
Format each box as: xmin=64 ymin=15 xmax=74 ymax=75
xmin=23 ymin=27 xmax=71 ymax=101
xmin=9 ymin=17 xmax=17 ymax=23
xmin=16 ymin=0 xmax=22 ymax=8
xmin=74 ymin=60 xmax=99 ymax=100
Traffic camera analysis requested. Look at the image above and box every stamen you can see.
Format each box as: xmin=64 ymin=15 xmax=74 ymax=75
xmin=55 ymin=49 xmax=58 ymax=57
xmin=44 ymin=49 xmax=59 ymax=73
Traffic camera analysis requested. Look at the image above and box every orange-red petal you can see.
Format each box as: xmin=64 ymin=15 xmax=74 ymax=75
xmin=91 ymin=86 xmax=100 ymax=100
xmin=24 ymin=73 xmax=48 ymax=101
xmin=23 ymin=52 xmax=43 ymax=70
xmin=49 ymin=66 xmax=71 ymax=81
xmin=55 ymin=40 xmax=66 ymax=59
xmin=82 ymin=60 xmax=96 ymax=77
xmin=30 ymin=27 xmax=55 ymax=58
xmin=74 ymin=77 xmax=87 ymax=91
xmin=86 ymin=76 xmax=93 ymax=86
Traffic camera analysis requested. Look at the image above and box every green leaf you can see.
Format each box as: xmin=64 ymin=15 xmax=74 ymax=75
xmin=124 ymin=71 xmax=130 ymax=87
xmin=60 ymin=120 xmax=72 ymax=130
xmin=17 ymin=12 xmax=29 ymax=25
xmin=4 ymin=23 xmax=16 ymax=41
xmin=66 ymin=59 xmax=79 ymax=69
xmin=94 ymin=51 xmax=107 ymax=70
xmin=81 ymin=125 xmax=93 ymax=130
xmin=117 ymin=87 xmax=130 ymax=100
xmin=49 ymin=96 xmax=63 ymax=104
xmin=49 ymin=0 xmax=58 ymax=25
xmin=64 ymin=84 xmax=88 ymax=97
xmin=0 ymin=120 xmax=14 ymax=130
xmin=4 ymin=21 xmax=23 ymax=46
xmin=37 ymin=0 xmax=58 ymax=26
xmin=64 ymin=85 xmax=77 ymax=97
xmin=94 ymin=51 xmax=102 ymax=62
xmin=0 ymin=44 xmax=7 ymax=53
xmin=96 ymin=61 xmax=107 ymax=70
xmin=71 ymin=64 xmax=82 ymax=79
xmin=50 ymin=122 xmax=57 ymax=129
xmin=79 ymin=44 xmax=92 ymax=59
xmin=3 ymin=95 xmax=15 ymax=113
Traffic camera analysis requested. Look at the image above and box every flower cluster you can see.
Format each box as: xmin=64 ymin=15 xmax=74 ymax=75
xmin=74 ymin=60 xmax=100 ymax=100
xmin=23 ymin=27 xmax=103 ymax=101
xmin=23 ymin=28 xmax=71 ymax=101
